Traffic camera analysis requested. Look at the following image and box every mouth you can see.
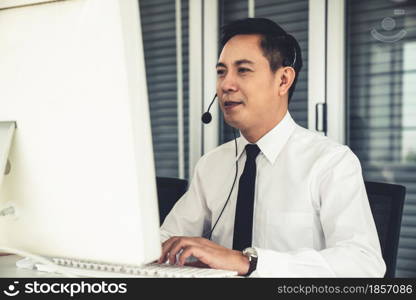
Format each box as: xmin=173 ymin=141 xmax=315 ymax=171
xmin=223 ymin=101 xmax=243 ymax=110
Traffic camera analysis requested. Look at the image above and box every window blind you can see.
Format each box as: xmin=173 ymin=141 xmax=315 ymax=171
xmin=181 ymin=0 xmax=190 ymax=179
xmin=347 ymin=0 xmax=416 ymax=277
xmin=139 ymin=0 xmax=189 ymax=178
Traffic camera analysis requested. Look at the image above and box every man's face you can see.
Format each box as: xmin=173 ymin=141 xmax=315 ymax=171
xmin=216 ymin=34 xmax=285 ymax=133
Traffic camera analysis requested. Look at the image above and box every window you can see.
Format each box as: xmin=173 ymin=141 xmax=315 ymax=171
xmin=140 ymin=0 xmax=189 ymax=178
xmin=347 ymin=0 xmax=416 ymax=277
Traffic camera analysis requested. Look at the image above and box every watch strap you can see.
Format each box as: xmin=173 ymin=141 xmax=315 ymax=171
xmin=246 ymin=255 xmax=257 ymax=276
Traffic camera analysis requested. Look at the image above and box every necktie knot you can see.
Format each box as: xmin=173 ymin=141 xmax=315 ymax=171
xmin=245 ymin=144 xmax=260 ymax=161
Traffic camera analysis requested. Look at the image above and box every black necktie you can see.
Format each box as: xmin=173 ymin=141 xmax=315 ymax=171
xmin=232 ymin=144 xmax=260 ymax=251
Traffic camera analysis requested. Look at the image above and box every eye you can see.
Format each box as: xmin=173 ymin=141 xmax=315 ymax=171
xmin=216 ymin=69 xmax=226 ymax=76
xmin=238 ymin=67 xmax=251 ymax=74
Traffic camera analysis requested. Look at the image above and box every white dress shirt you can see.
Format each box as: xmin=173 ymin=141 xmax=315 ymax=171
xmin=160 ymin=111 xmax=386 ymax=277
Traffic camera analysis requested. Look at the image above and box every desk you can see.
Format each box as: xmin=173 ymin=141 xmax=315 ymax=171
xmin=0 ymin=255 xmax=63 ymax=277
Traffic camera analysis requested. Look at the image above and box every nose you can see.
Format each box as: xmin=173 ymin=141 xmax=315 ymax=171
xmin=218 ymin=71 xmax=238 ymax=94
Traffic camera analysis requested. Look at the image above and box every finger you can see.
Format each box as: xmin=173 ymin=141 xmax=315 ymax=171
xmin=160 ymin=236 xmax=182 ymax=263
xmin=158 ymin=237 xmax=181 ymax=263
xmin=161 ymin=236 xmax=181 ymax=249
xmin=168 ymin=239 xmax=182 ymax=265
xmin=168 ymin=237 xmax=197 ymax=265
xmin=177 ymin=245 xmax=204 ymax=266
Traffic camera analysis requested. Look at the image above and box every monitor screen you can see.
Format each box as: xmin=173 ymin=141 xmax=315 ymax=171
xmin=0 ymin=0 xmax=161 ymax=266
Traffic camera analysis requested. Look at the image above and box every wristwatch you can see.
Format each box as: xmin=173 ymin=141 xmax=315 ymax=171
xmin=242 ymin=247 xmax=258 ymax=276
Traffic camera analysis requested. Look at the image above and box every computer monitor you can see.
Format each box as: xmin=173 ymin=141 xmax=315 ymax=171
xmin=0 ymin=0 xmax=161 ymax=266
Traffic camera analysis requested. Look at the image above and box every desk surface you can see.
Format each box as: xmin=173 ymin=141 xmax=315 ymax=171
xmin=0 ymin=255 xmax=63 ymax=277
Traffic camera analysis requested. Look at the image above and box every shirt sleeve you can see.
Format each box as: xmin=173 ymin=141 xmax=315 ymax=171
xmin=160 ymin=157 xmax=210 ymax=243
xmin=251 ymin=147 xmax=386 ymax=277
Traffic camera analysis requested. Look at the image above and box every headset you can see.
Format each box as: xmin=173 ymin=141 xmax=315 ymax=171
xmin=202 ymin=94 xmax=239 ymax=240
xmin=201 ymin=43 xmax=297 ymax=240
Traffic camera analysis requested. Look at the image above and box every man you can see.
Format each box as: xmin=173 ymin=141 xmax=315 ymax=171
xmin=158 ymin=18 xmax=385 ymax=277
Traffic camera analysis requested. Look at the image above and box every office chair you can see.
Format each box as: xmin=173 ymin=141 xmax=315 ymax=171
xmin=156 ymin=177 xmax=188 ymax=225
xmin=364 ymin=181 xmax=406 ymax=278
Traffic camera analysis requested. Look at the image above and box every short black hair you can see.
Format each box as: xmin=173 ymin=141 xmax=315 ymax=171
xmin=220 ymin=18 xmax=303 ymax=103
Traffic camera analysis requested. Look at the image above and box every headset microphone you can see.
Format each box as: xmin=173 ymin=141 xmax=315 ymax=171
xmin=201 ymin=94 xmax=217 ymax=124
xmin=201 ymin=93 xmax=238 ymax=241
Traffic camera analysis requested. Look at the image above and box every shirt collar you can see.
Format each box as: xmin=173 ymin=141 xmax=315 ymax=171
xmin=235 ymin=111 xmax=296 ymax=164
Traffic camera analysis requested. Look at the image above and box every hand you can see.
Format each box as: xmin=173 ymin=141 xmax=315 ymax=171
xmin=157 ymin=236 xmax=249 ymax=276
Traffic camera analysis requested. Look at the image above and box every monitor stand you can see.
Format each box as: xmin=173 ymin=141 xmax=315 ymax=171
xmin=0 ymin=122 xmax=29 ymax=259
xmin=0 ymin=121 xmax=15 ymax=185
xmin=0 ymin=121 xmax=16 ymax=217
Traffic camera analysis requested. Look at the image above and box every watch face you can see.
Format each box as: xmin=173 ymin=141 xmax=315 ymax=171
xmin=243 ymin=247 xmax=258 ymax=258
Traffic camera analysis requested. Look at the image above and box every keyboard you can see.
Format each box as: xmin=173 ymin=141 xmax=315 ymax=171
xmin=34 ymin=257 xmax=239 ymax=278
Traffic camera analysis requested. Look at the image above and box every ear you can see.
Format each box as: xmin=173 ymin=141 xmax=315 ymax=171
xmin=277 ymin=67 xmax=296 ymax=97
